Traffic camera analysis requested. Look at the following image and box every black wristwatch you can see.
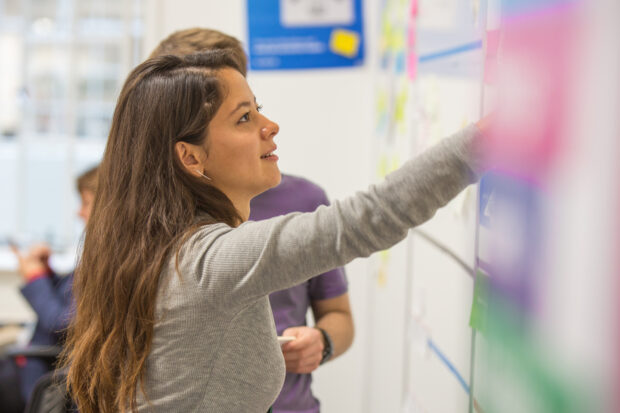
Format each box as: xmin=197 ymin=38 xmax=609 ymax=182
xmin=316 ymin=327 xmax=333 ymax=365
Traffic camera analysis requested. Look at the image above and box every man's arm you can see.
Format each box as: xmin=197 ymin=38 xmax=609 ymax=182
xmin=281 ymin=293 xmax=354 ymax=374
xmin=312 ymin=293 xmax=354 ymax=360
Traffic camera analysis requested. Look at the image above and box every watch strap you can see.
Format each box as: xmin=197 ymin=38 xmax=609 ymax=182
xmin=316 ymin=327 xmax=333 ymax=365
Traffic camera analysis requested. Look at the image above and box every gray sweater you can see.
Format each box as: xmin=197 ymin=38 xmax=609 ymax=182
xmin=137 ymin=125 xmax=483 ymax=412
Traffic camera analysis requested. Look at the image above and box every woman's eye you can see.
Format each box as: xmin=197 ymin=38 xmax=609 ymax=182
xmin=256 ymin=104 xmax=263 ymax=113
xmin=239 ymin=112 xmax=250 ymax=123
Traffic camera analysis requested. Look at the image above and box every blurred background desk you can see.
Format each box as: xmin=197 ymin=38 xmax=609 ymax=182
xmin=0 ymin=325 xmax=24 ymax=352
xmin=0 ymin=269 xmax=36 ymax=350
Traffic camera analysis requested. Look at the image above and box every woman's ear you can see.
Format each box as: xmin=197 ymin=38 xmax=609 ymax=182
xmin=175 ymin=141 xmax=203 ymax=174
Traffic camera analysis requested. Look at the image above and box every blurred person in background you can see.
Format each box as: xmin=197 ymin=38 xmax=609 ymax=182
xmin=2 ymin=165 xmax=98 ymax=409
xmin=149 ymin=28 xmax=354 ymax=413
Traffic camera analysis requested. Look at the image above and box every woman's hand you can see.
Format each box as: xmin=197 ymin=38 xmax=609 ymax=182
xmin=476 ymin=113 xmax=495 ymax=135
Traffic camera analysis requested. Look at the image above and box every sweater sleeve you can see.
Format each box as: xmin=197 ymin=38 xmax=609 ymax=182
xmin=180 ymin=125 xmax=484 ymax=309
xmin=20 ymin=274 xmax=73 ymax=334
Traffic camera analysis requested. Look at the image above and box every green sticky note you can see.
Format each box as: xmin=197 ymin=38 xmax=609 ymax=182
xmin=469 ymin=270 xmax=489 ymax=334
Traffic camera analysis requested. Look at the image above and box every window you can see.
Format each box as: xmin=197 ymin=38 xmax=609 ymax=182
xmin=0 ymin=0 xmax=143 ymax=265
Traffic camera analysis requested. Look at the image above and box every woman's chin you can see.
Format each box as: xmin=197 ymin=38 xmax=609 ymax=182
xmin=254 ymin=173 xmax=281 ymax=197
xmin=271 ymin=171 xmax=282 ymax=188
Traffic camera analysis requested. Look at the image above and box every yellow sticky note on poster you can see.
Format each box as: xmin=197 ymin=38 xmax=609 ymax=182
xmin=329 ymin=29 xmax=360 ymax=58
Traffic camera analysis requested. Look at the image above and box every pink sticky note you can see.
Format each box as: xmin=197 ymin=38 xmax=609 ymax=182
xmin=487 ymin=6 xmax=580 ymax=180
xmin=408 ymin=20 xmax=416 ymax=45
xmin=407 ymin=15 xmax=417 ymax=81
xmin=484 ymin=57 xmax=496 ymax=84
xmin=486 ymin=30 xmax=501 ymax=57
xmin=484 ymin=30 xmax=501 ymax=84
xmin=410 ymin=0 xmax=418 ymax=17
xmin=407 ymin=50 xmax=418 ymax=81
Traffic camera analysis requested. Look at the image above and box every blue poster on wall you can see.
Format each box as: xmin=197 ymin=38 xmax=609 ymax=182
xmin=246 ymin=0 xmax=365 ymax=70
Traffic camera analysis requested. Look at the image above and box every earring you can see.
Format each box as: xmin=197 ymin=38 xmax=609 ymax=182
xmin=195 ymin=170 xmax=212 ymax=181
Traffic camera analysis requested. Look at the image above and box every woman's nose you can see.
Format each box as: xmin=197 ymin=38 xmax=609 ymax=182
xmin=260 ymin=117 xmax=279 ymax=140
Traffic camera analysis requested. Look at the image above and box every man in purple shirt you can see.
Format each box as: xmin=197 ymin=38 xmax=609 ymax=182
xmin=150 ymin=29 xmax=354 ymax=412
xmin=250 ymin=174 xmax=353 ymax=412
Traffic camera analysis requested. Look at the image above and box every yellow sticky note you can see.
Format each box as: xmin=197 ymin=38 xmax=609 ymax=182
xmin=377 ymin=250 xmax=390 ymax=287
xmin=390 ymin=155 xmax=400 ymax=172
xmin=380 ymin=249 xmax=391 ymax=263
xmin=376 ymin=155 xmax=388 ymax=178
xmin=329 ymin=29 xmax=360 ymax=58
xmin=377 ymin=267 xmax=388 ymax=287
xmin=390 ymin=31 xmax=405 ymax=52
xmin=393 ymin=87 xmax=408 ymax=124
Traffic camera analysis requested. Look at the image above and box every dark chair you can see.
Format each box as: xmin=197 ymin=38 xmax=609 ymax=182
xmin=24 ymin=367 xmax=75 ymax=413
xmin=0 ymin=345 xmax=64 ymax=413
xmin=0 ymin=355 xmax=25 ymax=413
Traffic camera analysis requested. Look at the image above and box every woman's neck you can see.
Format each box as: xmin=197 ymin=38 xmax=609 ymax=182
xmin=227 ymin=195 xmax=250 ymax=224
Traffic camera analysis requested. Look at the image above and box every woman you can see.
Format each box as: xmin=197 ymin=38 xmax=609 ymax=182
xmin=61 ymin=50 xmax=485 ymax=412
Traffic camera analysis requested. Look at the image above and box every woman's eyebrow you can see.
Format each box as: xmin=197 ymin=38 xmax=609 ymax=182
xmin=228 ymin=101 xmax=253 ymax=116
xmin=228 ymin=97 xmax=259 ymax=117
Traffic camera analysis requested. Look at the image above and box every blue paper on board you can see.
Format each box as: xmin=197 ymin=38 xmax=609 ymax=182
xmin=478 ymin=174 xmax=495 ymax=229
xmin=501 ymin=0 xmax=579 ymax=15
xmin=247 ymin=0 xmax=365 ymax=70
xmin=477 ymin=172 xmax=543 ymax=312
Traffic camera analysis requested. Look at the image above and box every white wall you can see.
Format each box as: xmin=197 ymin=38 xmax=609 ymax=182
xmin=143 ymin=1 xmax=383 ymax=412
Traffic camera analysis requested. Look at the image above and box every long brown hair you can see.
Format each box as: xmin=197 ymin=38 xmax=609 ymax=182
xmin=60 ymin=51 xmax=243 ymax=413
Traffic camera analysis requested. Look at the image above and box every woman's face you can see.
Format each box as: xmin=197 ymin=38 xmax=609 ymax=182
xmin=202 ymin=68 xmax=281 ymax=204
